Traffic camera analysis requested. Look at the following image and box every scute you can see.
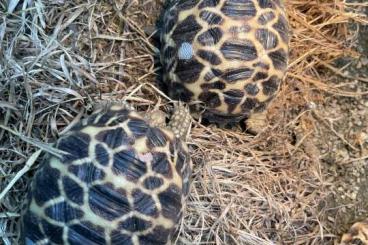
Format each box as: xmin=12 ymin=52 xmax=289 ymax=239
xmin=138 ymin=226 xmax=172 ymax=244
xmin=160 ymin=0 xmax=289 ymax=126
xmin=176 ymin=58 xmax=204 ymax=84
xmin=44 ymin=201 xmax=84 ymax=223
xmin=68 ymin=222 xmax=106 ymax=244
xmin=21 ymin=105 xmax=192 ymax=244
xmin=220 ymin=40 xmax=258 ymax=61
xmin=172 ymin=15 xmax=202 ymax=45
xmin=221 ymin=0 xmax=257 ymax=19
xmin=197 ymin=50 xmax=222 ymax=65
xmin=32 ymin=163 xmax=60 ymax=206
xmin=221 ymin=67 xmax=254 ymax=83
xmin=132 ymin=189 xmax=159 ymax=217
xmin=41 ymin=220 xmax=64 ymax=244
xmin=199 ymin=10 xmax=223 ymax=25
xmin=197 ymin=27 xmax=223 ymax=46
xmin=57 ymin=132 xmax=90 ymax=162
xmin=158 ymin=184 xmax=183 ymax=222
xmin=113 ymin=149 xmax=147 ymax=181
xmin=62 ymin=176 xmax=84 ymax=205
xmin=258 ymin=0 xmax=274 ymax=8
xmin=119 ymin=216 xmax=152 ymax=232
xmin=95 ymin=127 xmax=127 ymax=149
xmin=88 ymin=183 xmax=131 ymax=221
xmin=198 ymin=0 xmax=221 ymax=8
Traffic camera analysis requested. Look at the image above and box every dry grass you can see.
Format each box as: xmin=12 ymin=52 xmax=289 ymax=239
xmin=0 ymin=0 xmax=367 ymax=244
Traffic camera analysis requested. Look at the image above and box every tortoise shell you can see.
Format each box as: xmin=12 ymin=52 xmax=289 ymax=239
xmin=340 ymin=219 xmax=368 ymax=245
xmin=21 ymin=104 xmax=192 ymax=245
xmin=159 ymin=0 xmax=289 ymax=125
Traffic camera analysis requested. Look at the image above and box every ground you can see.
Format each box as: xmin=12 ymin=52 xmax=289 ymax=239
xmin=0 ymin=0 xmax=367 ymax=244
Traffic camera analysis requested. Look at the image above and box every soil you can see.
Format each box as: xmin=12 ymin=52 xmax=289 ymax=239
xmin=315 ymin=2 xmax=368 ymax=237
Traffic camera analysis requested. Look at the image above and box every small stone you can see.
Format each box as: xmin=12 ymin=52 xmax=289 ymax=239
xmin=356 ymin=61 xmax=362 ymax=69
xmin=361 ymin=57 xmax=368 ymax=66
xmin=351 ymin=192 xmax=357 ymax=200
xmin=307 ymin=101 xmax=317 ymax=110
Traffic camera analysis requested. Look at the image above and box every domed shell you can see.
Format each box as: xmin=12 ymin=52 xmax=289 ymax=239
xmin=160 ymin=0 xmax=289 ymax=124
xmin=21 ymin=105 xmax=192 ymax=245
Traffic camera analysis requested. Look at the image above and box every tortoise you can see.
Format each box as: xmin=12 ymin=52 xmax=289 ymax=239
xmin=157 ymin=0 xmax=289 ymax=132
xmin=20 ymin=101 xmax=192 ymax=245
xmin=340 ymin=219 xmax=368 ymax=245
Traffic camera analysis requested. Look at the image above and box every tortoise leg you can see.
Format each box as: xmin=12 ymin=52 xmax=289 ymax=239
xmin=244 ymin=110 xmax=268 ymax=135
xmin=168 ymin=102 xmax=192 ymax=140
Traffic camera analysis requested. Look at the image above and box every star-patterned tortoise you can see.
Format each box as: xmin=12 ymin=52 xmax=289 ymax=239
xmin=20 ymin=102 xmax=192 ymax=245
xmin=159 ymin=0 xmax=289 ymax=132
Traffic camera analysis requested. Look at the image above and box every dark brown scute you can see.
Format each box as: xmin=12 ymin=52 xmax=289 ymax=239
xmin=95 ymin=144 xmax=109 ymax=166
xmin=110 ymin=230 xmax=133 ymax=245
xmin=138 ymin=226 xmax=172 ymax=244
xmin=262 ymin=75 xmax=280 ymax=95
xmin=273 ymin=15 xmax=289 ymax=43
xmin=241 ymin=97 xmax=258 ymax=111
xmin=175 ymin=57 xmax=204 ymax=83
xmin=258 ymin=0 xmax=274 ymax=8
xmin=224 ymin=89 xmax=245 ymax=112
xmin=253 ymin=62 xmax=270 ymax=70
xmin=113 ymin=149 xmax=147 ymax=181
xmin=177 ymin=0 xmax=198 ymax=10
xmin=221 ymin=67 xmax=254 ymax=83
xmin=244 ymin=83 xmax=260 ymax=95
xmin=200 ymin=10 xmax=223 ymax=25
xmin=269 ymin=48 xmax=287 ymax=70
xmin=253 ymin=72 xmax=269 ymax=81
xmin=168 ymin=82 xmax=194 ymax=102
xmin=132 ymin=189 xmax=159 ymax=217
xmin=172 ymin=15 xmax=202 ymax=45
xmin=33 ymin=163 xmax=60 ymax=206
xmin=62 ymin=176 xmax=84 ymax=205
xmin=201 ymin=81 xmax=226 ymax=90
xmin=44 ymin=201 xmax=84 ymax=223
xmin=58 ymin=132 xmax=91 ymax=162
xmin=146 ymin=128 xmax=169 ymax=148
xmin=256 ymin=28 xmax=279 ymax=50
xmin=197 ymin=49 xmax=222 ymax=65
xmin=68 ymin=221 xmax=106 ymax=244
xmin=221 ymin=0 xmax=257 ymax=19
xmin=21 ymin=211 xmax=48 ymax=243
xmin=68 ymin=162 xmax=105 ymax=183
xmin=128 ymin=118 xmax=149 ymax=137
xmin=119 ymin=216 xmax=152 ymax=232
xmin=220 ymin=41 xmax=258 ymax=61
xmin=158 ymin=184 xmax=183 ymax=222
xmin=198 ymin=0 xmax=221 ymax=9
xmin=163 ymin=46 xmax=176 ymax=60
xmin=163 ymin=9 xmax=178 ymax=34
xmin=41 ymin=220 xmax=64 ymax=244
xmin=143 ymin=176 xmax=164 ymax=190
xmin=95 ymin=128 xmax=127 ymax=149
xmin=197 ymin=27 xmax=223 ymax=46
xmin=151 ymin=152 xmax=173 ymax=178
xmin=199 ymin=91 xmax=222 ymax=107
xmin=88 ymin=183 xmax=130 ymax=220
xmin=258 ymin=11 xmax=276 ymax=25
